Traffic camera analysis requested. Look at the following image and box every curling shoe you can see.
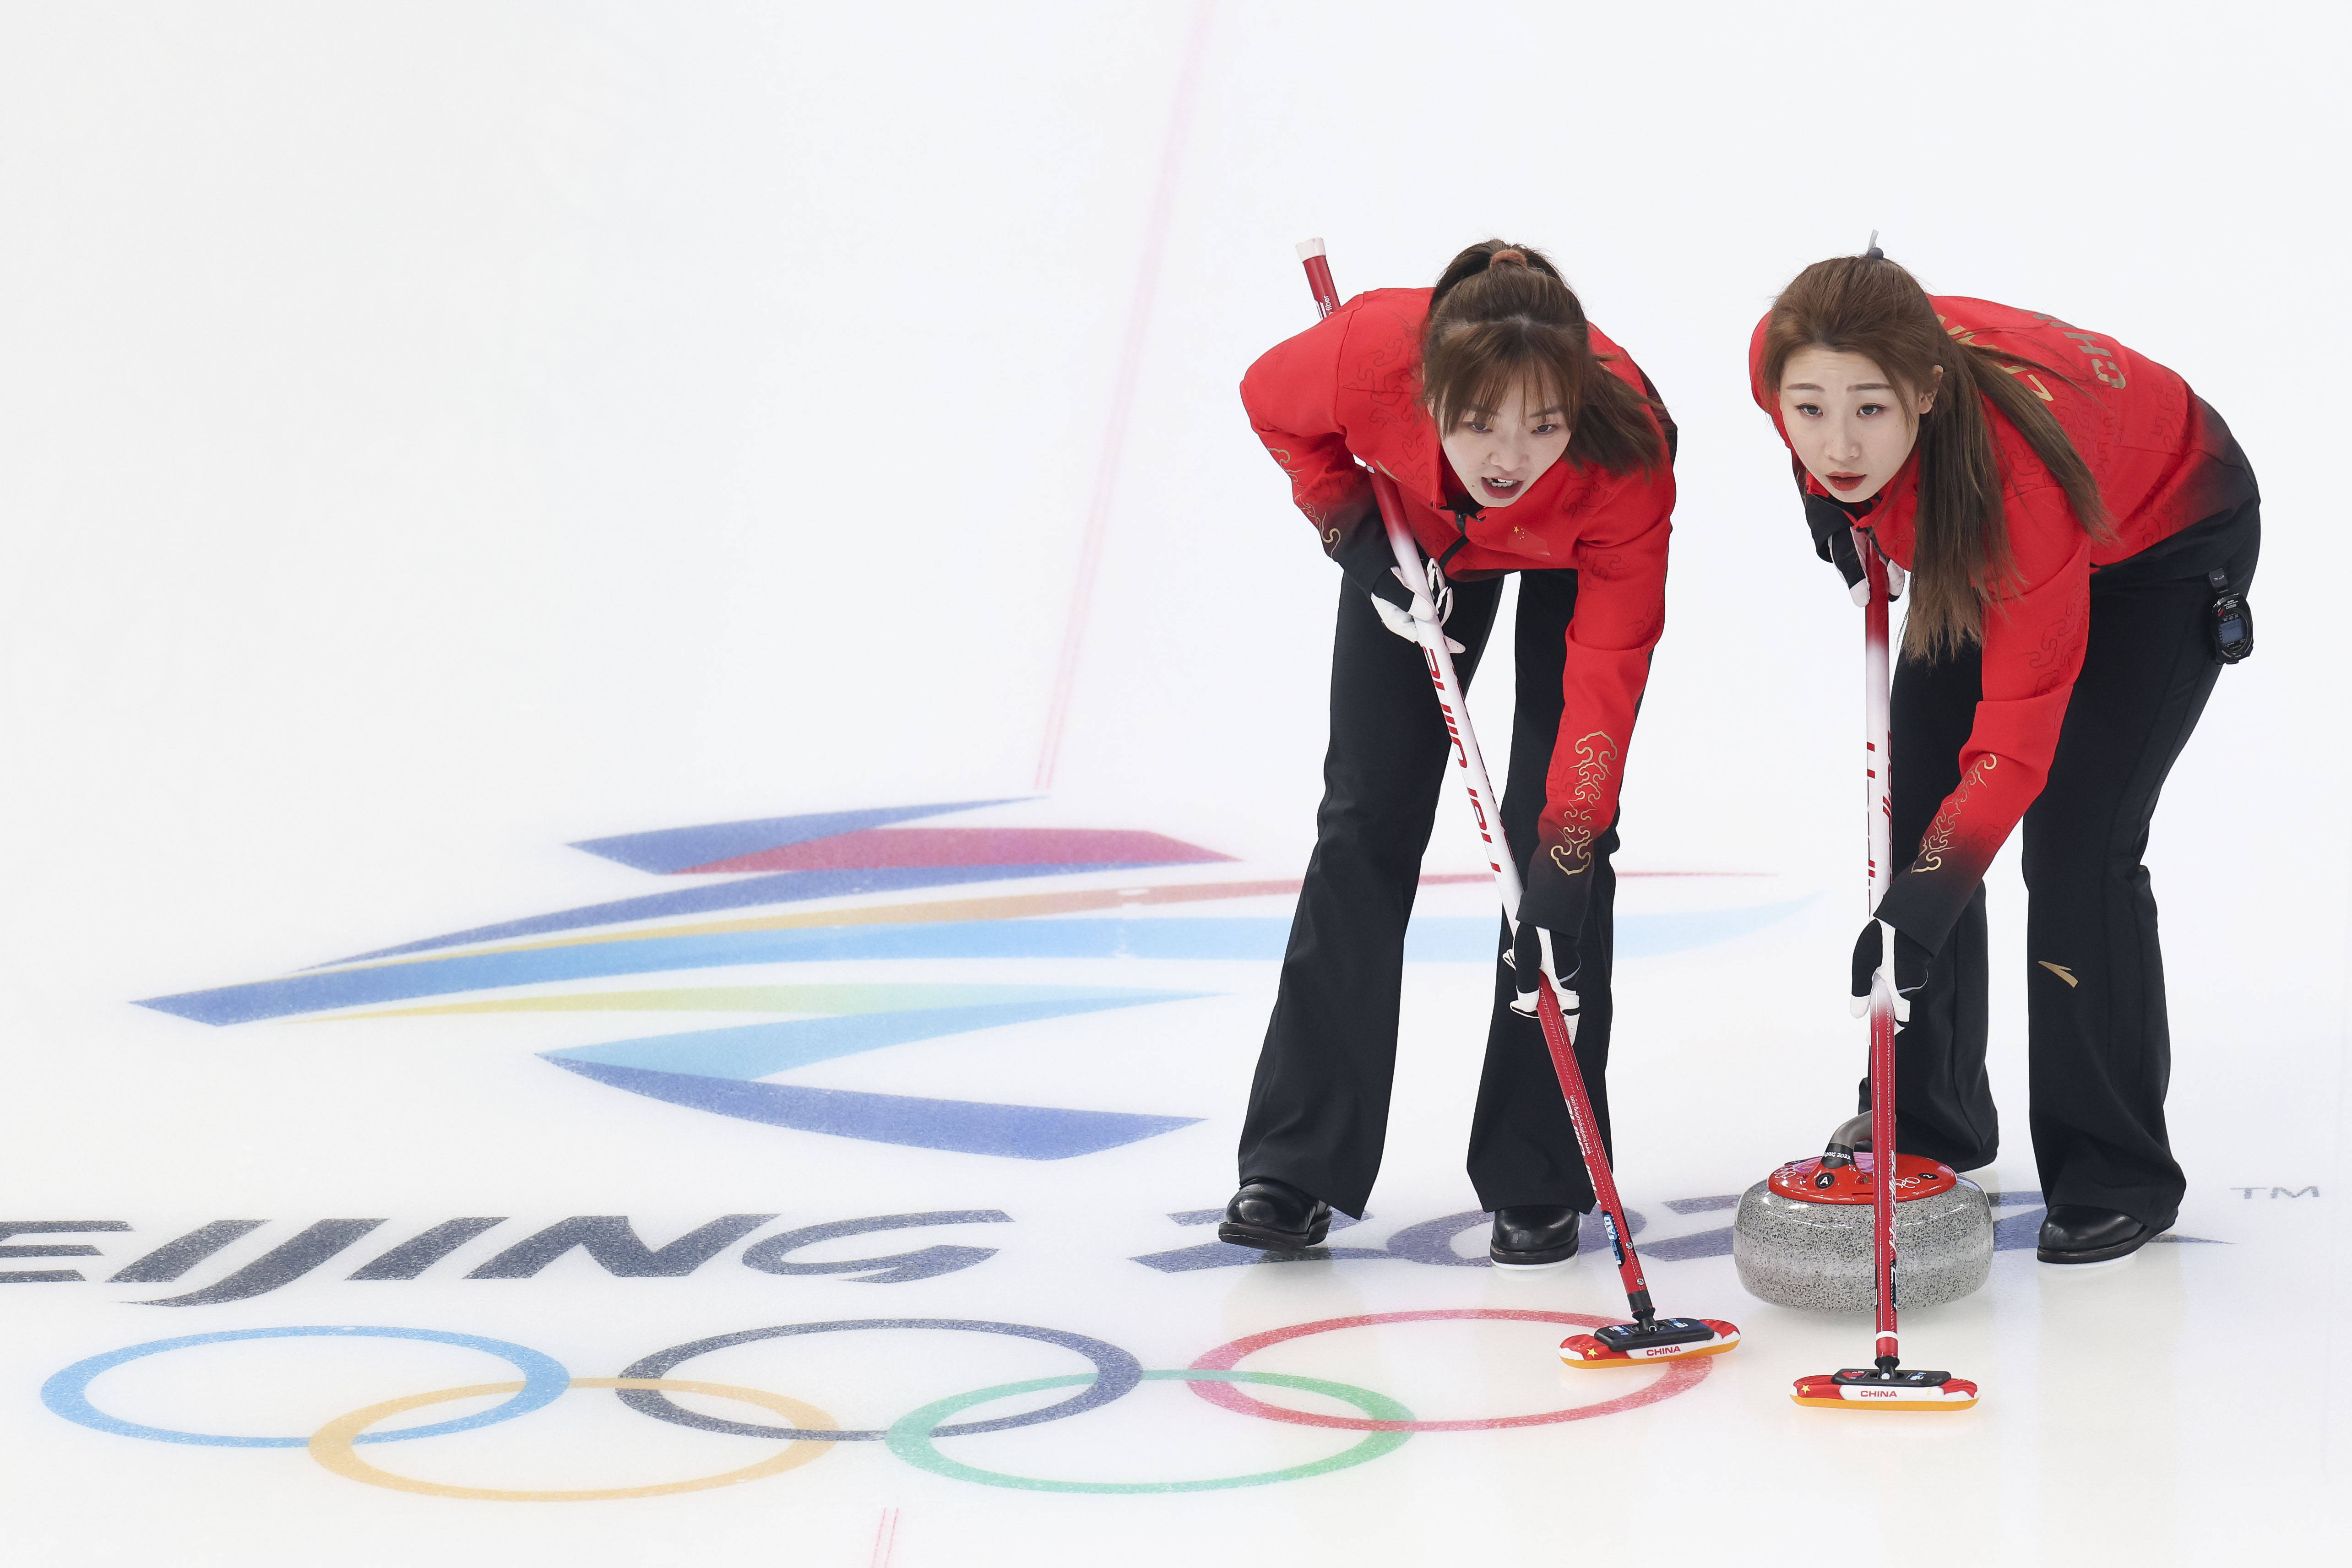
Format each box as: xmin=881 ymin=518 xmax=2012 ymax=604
xmin=2037 ymin=1204 xmax=2164 ymax=1264
xmin=1490 ymin=1205 xmax=1582 ymax=1269
xmin=1218 ymin=1177 xmax=1331 ymax=1252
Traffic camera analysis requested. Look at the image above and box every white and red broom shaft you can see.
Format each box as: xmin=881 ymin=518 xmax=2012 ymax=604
xmin=1299 ymin=238 xmax=1652 ymax=1317
xmin=1369 ymin=464 xmax=1651 ymax=1313
xmin=1861 ymin=532 xmax=1901 ymax=1370
xmin=1302 ymin=244 xmax=1510 ymax=884
xmin=1534 ymin=966 xmax=1654 ymax=1316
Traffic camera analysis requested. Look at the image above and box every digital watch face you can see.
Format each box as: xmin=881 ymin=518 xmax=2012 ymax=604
xmin=2211 ymin=596 xmax=2253 ymax=662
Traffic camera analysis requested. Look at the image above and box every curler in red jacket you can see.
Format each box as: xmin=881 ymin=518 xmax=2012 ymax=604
xmin=1749 ymin=296 xmax=2256 ymax=949
xmin=1246 ymin=286 xmax=1675 ymax=920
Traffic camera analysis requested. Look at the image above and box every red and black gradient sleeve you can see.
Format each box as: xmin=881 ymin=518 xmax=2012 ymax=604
xmin=1239 ymin=305 xmax=1403 ymax=605
xmin=1517 ymin=469 xmax=1671 ymax=939
xmin=1874 ymin=493 xmax=2091 ymax=949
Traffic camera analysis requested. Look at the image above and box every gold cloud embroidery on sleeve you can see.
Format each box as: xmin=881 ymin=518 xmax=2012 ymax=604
xmin=1548 ymin=732 xmax=1619 ymax=877
xmin=1912 ymin=754 xmax=1998 ymax=873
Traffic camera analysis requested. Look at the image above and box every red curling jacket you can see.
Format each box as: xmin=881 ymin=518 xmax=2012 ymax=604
xmin=1749 ymin=296 xmax=2255 ymax=947
xmin=1244 ymin=287 xmax=1675 ymax=913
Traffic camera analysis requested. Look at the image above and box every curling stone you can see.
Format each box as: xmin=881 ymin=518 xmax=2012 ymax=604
xmin=1733 ymin=1114 xmax=1993 ymax=1311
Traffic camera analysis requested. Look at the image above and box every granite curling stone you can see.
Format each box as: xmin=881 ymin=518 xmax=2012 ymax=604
xmin=1733 ymin=1152 xmax=1992 ymax=1311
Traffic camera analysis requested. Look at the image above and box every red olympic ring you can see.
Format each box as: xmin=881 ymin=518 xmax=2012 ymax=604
xmin=1188 ymin=1309 xmax=1711 ymax=1432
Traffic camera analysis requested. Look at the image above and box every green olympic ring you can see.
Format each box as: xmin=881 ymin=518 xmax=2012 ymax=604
xmin=883 ymin=1368 xmax=1412 ymax=1493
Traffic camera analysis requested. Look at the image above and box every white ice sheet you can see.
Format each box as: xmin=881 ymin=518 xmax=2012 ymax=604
xmin=0 ymin=4 xmax=2343 ymax=1565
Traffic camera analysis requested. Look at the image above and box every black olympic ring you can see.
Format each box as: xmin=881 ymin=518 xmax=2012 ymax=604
xmin=615 ymin=1318 xmax=1144 ymax=1442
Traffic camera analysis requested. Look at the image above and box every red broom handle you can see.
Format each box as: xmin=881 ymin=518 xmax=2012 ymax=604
xmin=1860 ymin=534 xmax=1900 ymax=1366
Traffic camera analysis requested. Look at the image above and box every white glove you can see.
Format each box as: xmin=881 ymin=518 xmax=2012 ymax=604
xmin=1849 ymin=559 xmax=1909 ymax=608
xmin=1370 ymin=565 xmax=1466 ymax=654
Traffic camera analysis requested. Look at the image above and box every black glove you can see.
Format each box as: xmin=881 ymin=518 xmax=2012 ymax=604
xmin=1509 ymin=844 xmax=1592 ymax=1016
xmin=1850 ymin=920 xmax=1932 ymax=1023
xmin=1804 ymin=490 xmax=1869 ymax=598
xmin=1508 ymin=917 xmax=1581 ymax=1017
xmin=1794 ymin=456 xmax=1904 ymax=606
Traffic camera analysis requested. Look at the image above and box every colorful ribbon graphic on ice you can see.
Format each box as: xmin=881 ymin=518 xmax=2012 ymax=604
xmin=136 ymin=801 xmax=1807 ymax=1160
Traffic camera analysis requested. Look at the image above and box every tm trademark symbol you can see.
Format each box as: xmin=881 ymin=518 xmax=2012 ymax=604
xmin=2232 ymin=1186 xmax=2321 ymax=1199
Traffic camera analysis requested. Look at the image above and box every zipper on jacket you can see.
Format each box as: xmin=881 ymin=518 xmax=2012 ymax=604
xmin=1438 ymin=497 xmax=1480 ymax=570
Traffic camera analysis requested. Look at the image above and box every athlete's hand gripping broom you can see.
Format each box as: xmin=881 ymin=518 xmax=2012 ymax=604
xmin=1790 ymin=533 xmax=1979 ymax=1411
xmin=1295 ymin=239 xmax=1737 ymax=1368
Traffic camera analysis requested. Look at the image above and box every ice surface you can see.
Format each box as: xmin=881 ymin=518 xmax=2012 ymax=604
xmin=0 ymin=3 xmax=2343 ymax=1565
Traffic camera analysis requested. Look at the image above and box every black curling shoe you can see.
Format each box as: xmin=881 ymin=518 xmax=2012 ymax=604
xmin=2037 ymin=1204 xmax=2164 ymax=1264
xmin=1490 ymin=1205 xmax=1582 ymax=1269
xmin=1218 ymin=1177 xmax=1331 ymax=1252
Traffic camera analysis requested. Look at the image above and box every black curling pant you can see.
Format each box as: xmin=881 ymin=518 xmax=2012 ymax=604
xmin=1875 ymin=517 xmax=2257 ymax=1232
xmin=1238 ymin=569 xmax=1615 ymax=1219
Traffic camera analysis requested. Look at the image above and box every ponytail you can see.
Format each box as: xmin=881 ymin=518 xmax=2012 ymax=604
xmin=1759 ymin=252 xmax=2110 ymax=659
xmin=1422 ymin=239 xmax=1667 ymax=477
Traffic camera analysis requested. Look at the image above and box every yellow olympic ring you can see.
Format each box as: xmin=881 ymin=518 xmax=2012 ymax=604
xmin=307 ymin=1378 xmax=837 ymax=1502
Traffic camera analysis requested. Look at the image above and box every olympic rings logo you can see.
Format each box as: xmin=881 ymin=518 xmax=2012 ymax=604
xmin=40 ymin=1311 xmax=1711 ymax=1499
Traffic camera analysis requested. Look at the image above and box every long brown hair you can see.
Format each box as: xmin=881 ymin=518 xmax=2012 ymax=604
xmin=1421 ymin=239 xmax=1666 ymax=477
xmin=1758 ymin=252 xmax=2110 ymax=659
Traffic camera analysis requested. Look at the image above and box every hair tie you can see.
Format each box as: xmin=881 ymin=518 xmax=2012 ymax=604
xmin=1490 ymin=247 xmax=1527 ymax=268
xmin=1864 ymin=229 xmax=1885 ymax=260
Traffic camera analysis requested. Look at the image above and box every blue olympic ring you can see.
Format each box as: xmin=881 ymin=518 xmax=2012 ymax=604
xmin=41 ymin=1325 xmax=571 ymax=1449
